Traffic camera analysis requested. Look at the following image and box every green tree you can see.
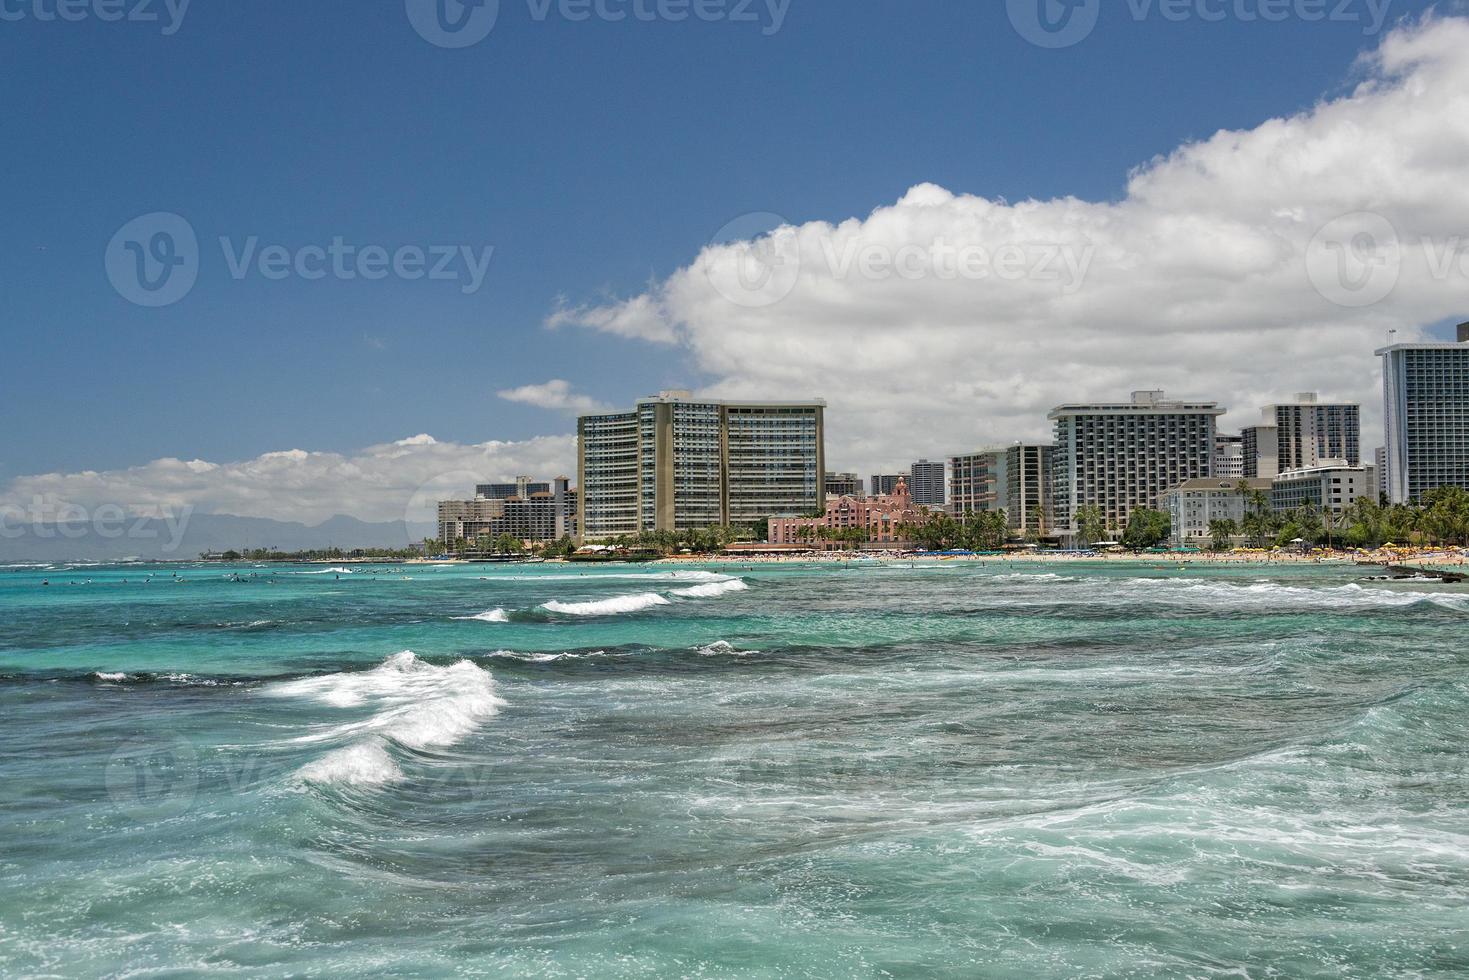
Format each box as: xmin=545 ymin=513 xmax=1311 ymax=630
xmin=1121 ymin=508 xmax=1171 ymax=550
xmin=1075 ymin=505 xmax=1107 ymax=548
xmin=1207 ymin=518 xmax=1238 ymax=551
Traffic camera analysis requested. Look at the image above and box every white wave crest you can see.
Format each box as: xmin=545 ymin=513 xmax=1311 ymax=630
xmin=696 ymin=640 xmax=757 ymax=656
xmin=91 ymin=672 xmax=127 ymax=682
xmin=298 ymin=741 xmax=401 ymax=786
xmin=269 ymin=651 xmax=505 ymax=786
xmin=541 ymin=593 xmax=671 ymax=616
xmin=1113 ymin=579 xmax=1469 ymax=611
xmin=672 ymin=579 xmax=750 ymax=599
xmin=452 ymin=608 xmax=510 ymax=623
xmin=295 ymin=567 xmax=355 ymax=575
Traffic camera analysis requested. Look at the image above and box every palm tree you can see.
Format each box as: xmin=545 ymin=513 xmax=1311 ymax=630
xmin=1075 ymin=505 xmax=1106 ymax=548
xmin=1207 ymin=518 xmax=1238 ymax=551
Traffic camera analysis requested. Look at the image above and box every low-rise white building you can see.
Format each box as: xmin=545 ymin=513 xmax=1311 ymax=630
xmin=1270 ymin=463 xmax=1374 ymax=515
xmin=1161 ymin=477 xmax=1271 ymax=548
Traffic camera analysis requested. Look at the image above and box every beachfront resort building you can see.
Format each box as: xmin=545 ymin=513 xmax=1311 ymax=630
xmin=1161 ymin=477 xmax=1272 ymax=549
xmin=947 ymin=444 xmax=1053 ymax=536
xmin=1006 ymin=443 xmax=1054 ymax=538
xmin=577 ymin=391 xmax=826 ymax=540
xmin=438 ymin=477 xmax=577 ymax=546
xmin=1049 ymin=390 xmax=1224 ymax=541
xmin=825 ymin=472 xmax=863 ymax=499
xmin=1265 ymin=393 xmax=1362 ymax=470
xmin=1270 ymin=463 xmax=1375 ymax=516
xmin=907 ymin=460 xmax=947 ymax=508
xmin=768 ymin=478 xmax=921 ymax=549
xmin=1378 ymin=324 xmax=1469 ymax=503
xmin=948 ymin=449 xmax=1004 ymax=515
xmin=1240 ymin=395 xmax=1359 ymax=479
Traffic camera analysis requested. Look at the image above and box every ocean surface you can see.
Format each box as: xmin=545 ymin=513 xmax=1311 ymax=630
xmin=1 ymin=559 xmax=1466 ymax=977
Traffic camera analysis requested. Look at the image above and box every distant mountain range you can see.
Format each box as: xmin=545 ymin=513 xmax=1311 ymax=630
xmin=0 ymin=514 xmax=438 ymax=562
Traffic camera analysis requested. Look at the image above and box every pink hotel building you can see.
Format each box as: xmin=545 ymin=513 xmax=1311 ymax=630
xmin=767 ymin=478 xmax=924 ymax=548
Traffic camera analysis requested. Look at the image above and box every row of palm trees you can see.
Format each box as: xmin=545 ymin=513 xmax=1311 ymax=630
xmin=894 ymin=509 xmax=1012 ymax=552
xmin=590 ymin=526 xmax=751 ymax=555
xmin=1205 ymin=484 xmax=1469 ymax=550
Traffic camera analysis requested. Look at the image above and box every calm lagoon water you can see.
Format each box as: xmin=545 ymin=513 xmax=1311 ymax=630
xmin=1 ymin=559 xmax=1466 ymax=976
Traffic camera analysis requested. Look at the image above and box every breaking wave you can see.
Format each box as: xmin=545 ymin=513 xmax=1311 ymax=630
xmin=672 ymin=579 xmax=750 ymax=599
xmin=1111 ymin=579 xmax=1469 ymax=612
xmin=452 ymin=608 xmax=510 ymax=624
xmin=267 ymin=651 xmax=505 ymax=787
xmin=696 ymin=640 xmax=758 ymax=656
xmin=541 ymin=593 xmax=671 ymax=616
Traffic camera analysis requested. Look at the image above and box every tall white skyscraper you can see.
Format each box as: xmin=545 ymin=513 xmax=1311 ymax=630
xmin=1377 ymin=324 xmax=1469 ymax=503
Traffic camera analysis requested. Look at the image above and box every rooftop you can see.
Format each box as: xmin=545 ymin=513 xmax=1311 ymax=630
xmin=1049 ymin=391 xmax=1225 ymax=419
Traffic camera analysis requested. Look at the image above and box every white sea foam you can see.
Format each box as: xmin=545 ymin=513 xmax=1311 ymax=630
xmin=696 ymin=640 xmax=757 ymax=657
xmin=92 ymin=672 xmax=127 ymax=682
xmin=992 ymin=572 xmax=1073 ymax=583
xmin=541 ymin=593 xmax=671 ymax=616
xmin=672 ymin=579 xmax=750 ymax=599
xmin=452 ymin=608 xmax=510 ymax=623
xmin=1112 ymin=578 xmax=1469 ymax=612
xmin=298 ymin=741 xmax=400 ymax=786
xmin=269 ymin=651 xmax=505 ymax=786
xmin=294 ymin=567 xmax=354 ymax=575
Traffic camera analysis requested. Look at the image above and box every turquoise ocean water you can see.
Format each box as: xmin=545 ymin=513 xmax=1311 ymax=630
xmin=1 ymin=559 xmax=1466 ymax=977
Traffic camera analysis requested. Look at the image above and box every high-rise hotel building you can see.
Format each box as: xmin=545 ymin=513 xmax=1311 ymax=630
xmin=949 ymin=449 xmax=1004 ymax=515
xmin=1049 ymin=391 xmax=1223 ymax=538
xmin=1005 ymin=443 xmax=1054 ymax=537
xmin=948 ymin=444 xmax=1053 ymax=536
xmin=907 ymin=460 xmax=947 ymax=508
xmin=1378 ymin=324 xmax=1469 ymax=503
xmin=1241 ymin=393 xmax=1360 ymax=477
xmin=577 ymin=391 xmax=825 ymax=540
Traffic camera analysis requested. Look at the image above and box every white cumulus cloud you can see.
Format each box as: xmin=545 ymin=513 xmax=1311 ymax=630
xmin=497 ymin=379 xmax=612 ymax=414
xmin=547 ymin=15 xmax=1469 ymax=473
